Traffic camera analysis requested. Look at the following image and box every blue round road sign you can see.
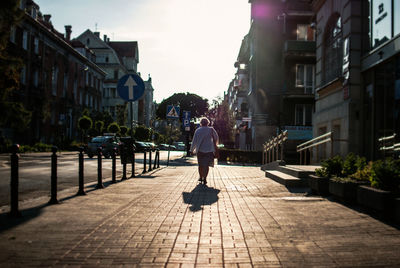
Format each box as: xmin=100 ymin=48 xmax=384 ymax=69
xmin=117 ymin=74 xmax=145 ymax=102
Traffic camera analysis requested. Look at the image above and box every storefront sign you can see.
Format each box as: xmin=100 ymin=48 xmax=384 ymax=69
xmin=280 ymin=126 xmax=313 ymax=140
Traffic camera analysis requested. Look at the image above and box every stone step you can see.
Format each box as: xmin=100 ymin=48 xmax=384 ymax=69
xmin=276 ymin=165 xmax=315 ymax=178
xmin=265 ymin=170 xmax=308 ymax=187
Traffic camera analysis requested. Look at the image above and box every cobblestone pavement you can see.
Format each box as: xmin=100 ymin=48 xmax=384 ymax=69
xmin=0 ymin=161 xmax=399 ymax=267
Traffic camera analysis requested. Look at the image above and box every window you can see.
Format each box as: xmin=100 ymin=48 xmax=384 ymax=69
xmin=63 ymin=73 xmax=68 ymax=97
xmin=73 ymin=79 xmax=77 ymax=101
xmin=10 ymin=26 xmax=16 ymax=43
xmin=34 ymin=37 xmax=39 ymax=54
xmin=33 ymin=70 xmax=38 ymax=87
xmin=295 ymin=104 xmax=312 ymax=126
xmin=323 ymin=15 xmax=343 ymax=84
xmin=22 ymin=30 xmax=28 ymax=50
xmin=296 ymin=64 xmax=315 ymax=93
xmin=20 ymin=66 xmax=26 ymax=85
xmin=114 ymin=70 xmax=118 ymax=79
xmin=297 ymin=24 xmax=315 ymax=41
xmin=86 ymin=38 xmax=90 ymax=45
xmin=111 ymin=88 xmax=116 ymax=98
xmin=52 ymin=66 xmax=58 ymax=96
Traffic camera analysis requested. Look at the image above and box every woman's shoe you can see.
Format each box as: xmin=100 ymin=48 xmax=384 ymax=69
xmin=198 ymin=178 xmax=203 ymax=182
xmin=203 ymin=179 xmax=207 ymax=185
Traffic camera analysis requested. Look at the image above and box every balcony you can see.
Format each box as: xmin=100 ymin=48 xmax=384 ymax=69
xmin=284 ymin=40 xmax=316 ymax=60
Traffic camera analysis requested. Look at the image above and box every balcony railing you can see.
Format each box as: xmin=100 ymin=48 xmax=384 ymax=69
xmin=284 ymin=40 xmax=316 ymax=57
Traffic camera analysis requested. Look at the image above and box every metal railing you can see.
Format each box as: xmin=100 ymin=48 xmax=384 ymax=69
xmin=378 ymin=133 xmax=400 ymax=157
xmin=296 ymin=132 xmax=332 ymax=165
xmin=262 ymin=130 xmax=288 ymax=164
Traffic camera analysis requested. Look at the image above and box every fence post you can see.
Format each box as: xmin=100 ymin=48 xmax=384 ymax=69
xmin=121 ymin=145 xmax=127 ymax=180
xmin=153 ymin=150 xmax=158 ymax=169
xmin=96 ymin=147 xmax=104 ymax=189
xmin=281 ymin=143 xmax=284 ymax=161
xmin=111 ymin=147 xmax=116 ymax=183
xmin=10 ymin=144 xmax=20 ymax=217
xmin=157 ymin=150 xmax=160 ymax=168
xmin=49 ymin=146 xmax=59 ymax=204
xmin=77 ymin=147 xmax=86 ymax=195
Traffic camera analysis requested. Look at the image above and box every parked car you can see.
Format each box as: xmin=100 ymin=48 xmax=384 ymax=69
xmin=173 ymin=142 xmax=186 ymax=151
xmin=86 ymin=135 xmax=120 ymax=158
xmin=134 ymin=141 xmax=150 ymax=152
xmin=145 ymin=142 xmax=157 ymax=150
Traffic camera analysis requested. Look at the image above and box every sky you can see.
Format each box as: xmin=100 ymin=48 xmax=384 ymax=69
xmin=34 ymin=0 xmax=251 ymax=103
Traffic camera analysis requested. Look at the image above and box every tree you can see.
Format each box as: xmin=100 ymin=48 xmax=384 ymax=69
xmin=116 ymin=103 xmax=128 ymax=126
xmin=134 ymin=125 xmax=151 ymax=141
xmin=0 ymin=1 xmax=31 ymax=137
xmin=120 ymin=126 xmax=128 ymax=136
xmin=107 ymin=122 xmax=120 ymax=134
xmin=206 ymin=98 xmax=234 ymax=145
xmin=156 ymin=92 xmax=208 ymax=120
xmin=78 ymin=116 xmax=92 ymax=142
xmin=94 ymin=120 xmax=104 ymax=135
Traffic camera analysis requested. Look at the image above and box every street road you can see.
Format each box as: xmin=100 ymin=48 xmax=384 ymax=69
xmin=0 ymin=150 xmax=184 ymax=207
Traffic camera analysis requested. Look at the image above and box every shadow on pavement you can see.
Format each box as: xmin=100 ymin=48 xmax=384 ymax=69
xmin=182 ymin=184 xmax=220 ymax=212
xmin=0 ymin=203 xmax=46 ymax=233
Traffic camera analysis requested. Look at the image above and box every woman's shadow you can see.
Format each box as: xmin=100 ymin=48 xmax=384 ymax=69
xmin=182 ymin=184 xmax=220 ymax=212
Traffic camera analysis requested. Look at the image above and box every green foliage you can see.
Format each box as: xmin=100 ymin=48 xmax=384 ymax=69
xmin=120 ymin=126 xmax=128 ymax=136
xmin=18 ymin=142 xmax=52 ymax=153
xmin=342 ymin=153 xmax=367 ymax=177
xmin=116 ymin=104 xmax=128 ymax=126
xmin=1 ymin=102 xmax=32 ymax=132
xmin=206 ymin=97 xmax=234 ymax=145
xmin=107 ymin=122 xmax=120 ymax=134
xmin=153 ymin=131 xmax=165 ymax=144
xmin=94 ymin=120 xmax=104 ymax=135
xmin=156 ymin=92 xmax=208 ymax=120
xmin=78 ymin=116 xmax=92 ymax=131
xmin=350 ymin=161 xmax=372 ymax=182
xmin=134 ymin=125 xmax=151 ymax=141
xmin=370 ymin=158 xmax=400 ymax=191
xmin=315 ymin=155 xmax=343 ymax=178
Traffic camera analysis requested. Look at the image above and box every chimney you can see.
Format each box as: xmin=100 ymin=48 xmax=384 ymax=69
xmin=94 ymin=32 xmax=100 ymax=38
xmin=65 ymin=25 xmax=72 ymax=41
xmin=43 ymin=14 xmax=51 ymax=23
xmin=103 ymin=34 xmax=107 ymax=42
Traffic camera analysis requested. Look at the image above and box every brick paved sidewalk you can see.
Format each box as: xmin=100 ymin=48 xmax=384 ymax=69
xmin=0 ymin=162 xmax=400 ymax=267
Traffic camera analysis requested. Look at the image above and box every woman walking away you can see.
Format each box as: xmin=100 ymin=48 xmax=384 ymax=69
xmin=190 ymin=117 xmax=219 ymax=185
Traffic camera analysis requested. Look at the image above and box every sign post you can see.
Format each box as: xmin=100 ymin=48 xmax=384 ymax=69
xmin=166 ymin=105 xmax=180 ymax=166
xmin=117 ymin=73 xmax=145 ymax=170
xmin=182 ymin=111 xmax=191 ymax=156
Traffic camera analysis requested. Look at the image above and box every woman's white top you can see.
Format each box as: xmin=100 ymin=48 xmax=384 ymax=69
xmin=190 ymin=126 xmax=219 ymax=154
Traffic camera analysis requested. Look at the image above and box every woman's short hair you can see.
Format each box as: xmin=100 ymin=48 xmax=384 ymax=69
xmin=200 ymin=117 xmax=210 ymax=126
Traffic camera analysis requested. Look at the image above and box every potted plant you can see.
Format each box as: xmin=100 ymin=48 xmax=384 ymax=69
xmin=328 ymin=153 xmax=369 ymax=204
xmin=309 ymin=156 xmax=343 ymax=196
xmin=357 ymin=158 xmax=400 ymax=215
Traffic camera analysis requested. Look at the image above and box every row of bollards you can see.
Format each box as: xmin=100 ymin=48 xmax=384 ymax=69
xmin=9 ymin=144 xmax=162 ymax=217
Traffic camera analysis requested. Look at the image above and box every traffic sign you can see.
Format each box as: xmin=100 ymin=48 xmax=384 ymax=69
xmin=117 ymin=73 xmax=145 ymax=102
xmin=182 ymin=111 xmax=191 ymax=131
xmin=166 ymin=105 xmax=180 ymax=119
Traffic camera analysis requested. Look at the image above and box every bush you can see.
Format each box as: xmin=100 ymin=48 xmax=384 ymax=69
xmin=315 ymin=155 xmax=343 ymax=177
xmin=370 ymin=158 xmax=400 ymax=191
xmin=107 ymin=122 xmax=120 ymax=134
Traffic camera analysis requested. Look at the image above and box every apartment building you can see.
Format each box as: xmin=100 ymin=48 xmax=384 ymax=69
xmin=6 ymin=0 xmax=105 ymax=144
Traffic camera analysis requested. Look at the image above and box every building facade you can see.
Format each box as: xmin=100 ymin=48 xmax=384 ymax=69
xmin=6 ymin=0 xmax=106 ymax=144
xmin=233 ymin=0 xmax=315 ymax=159
xmin=311 ymin=0 xmax=400 ymax=161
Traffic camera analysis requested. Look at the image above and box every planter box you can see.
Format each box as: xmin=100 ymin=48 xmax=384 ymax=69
xmin=308 ymin=175 xmax=330 ymax=196
xmin=357 ymin=185 xmax=393 ymax=214
xmin=329 ymin=179 xmax=367 ymax=204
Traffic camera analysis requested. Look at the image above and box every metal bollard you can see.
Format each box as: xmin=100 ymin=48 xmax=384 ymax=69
xmin=10 ymin=144 xmax=21 ymax=217
xmin=121 ymin=145 xmax=127 ymax=180
xmin=148 ymin=150 xmax=152 ymax=171
xmin=77 ymin=147 xmax=86 ymax=195
xmin=48 ymin=146 xmax=59 ymax=204
xmin=143 ymin=150 xmax=147 ymax=173
xmin=157 ymin=150 xmax=160 ymax=168
xmin=96 ymin=147 xmax=104 ymax=189
xmin=111 ymin=147 xmax=116 ymax=183
xmin=153 ymin=150 xmax=157 ymax=169
xmin=130 ymin=148 xmax=135 ymax=178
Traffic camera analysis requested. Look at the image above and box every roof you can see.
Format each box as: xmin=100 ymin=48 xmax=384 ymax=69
xmin=108 ymin=41 xmax=138 ymax=58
